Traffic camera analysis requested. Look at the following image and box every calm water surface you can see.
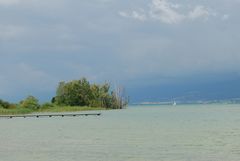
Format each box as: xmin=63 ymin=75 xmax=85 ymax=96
xmin=1 ymin=104 xmax=240 ymax=161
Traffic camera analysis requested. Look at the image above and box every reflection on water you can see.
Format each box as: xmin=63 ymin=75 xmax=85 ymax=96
xmin=1 ymin=104 xmax=240 ymax=161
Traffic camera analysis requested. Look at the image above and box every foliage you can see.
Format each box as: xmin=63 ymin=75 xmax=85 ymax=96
xmin=0 ymin=99 xmax=16 ymax=109
xmin=111 ymin=86 xmax=129 ymax=109
xmin=0 ymin=99 xmax=10 ymax=109
xmin=54 ymin=78 xmax=128 ymax=109
xmin=0 ymin=77 xmax=128 ymax=115
xmin=0 ymin=105 xmax=103 ymax=115
xmin=20 ymin=96 xmax=40 ymax=110
xmin=55 ymin=78 xmax=92 ymax=106
xmin=0 ymin=107 xmax=33 ymax=115
xmin=40 ymin=102 xmax=55 ymax=109
xmin=7 ymin=104 xmax=17 ymax=109
xmin=37 ymin=106 xmax=104 ymax=113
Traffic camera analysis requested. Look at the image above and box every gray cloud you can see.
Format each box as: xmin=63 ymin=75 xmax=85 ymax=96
xmin=0 ymin=0 xmax=239 ymax=101
xmin=119 ymin=0 xmax=223 ymax=24
xmin=0 ymin=0 xmax=20 ymax=5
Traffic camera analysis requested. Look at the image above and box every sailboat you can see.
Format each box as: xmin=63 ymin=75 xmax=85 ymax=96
xmin=173 ymin=101 xmax=177 ymax=106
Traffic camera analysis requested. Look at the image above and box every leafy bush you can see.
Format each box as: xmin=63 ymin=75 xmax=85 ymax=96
xmin=0 ymin=107 xmax=33 ymax=115
xmin=55 ymin=78 xmax=92 ymax=106
xmin=20 ymin=96 xmax=40 ymax=110
xmin=54 ymin=78 xmax=128 ymax=109
xmin=0 ymin=99 xmax=16 ymax=109
xmin=41 ymin=102 xmax=54 ymax=109
xmin=7 ymin=104 xmax=17 ymax=109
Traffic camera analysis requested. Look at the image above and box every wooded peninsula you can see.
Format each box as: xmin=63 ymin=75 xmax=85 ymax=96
xmin=0 ymin=78 xmax=128 ymax=115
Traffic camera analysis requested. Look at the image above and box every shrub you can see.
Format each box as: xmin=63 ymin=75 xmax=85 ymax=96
xmin=54 ymin=78 xmax=128 ymax=109
xmin=20 ymin=96 xmax=40 ymax=110
xmin=0 ymin=99 xmax=11 ymax=109
xmin=7 ymin=104 xmax=17 ymax=109
xmin=41 ymin=102 xmax=54 ymax=109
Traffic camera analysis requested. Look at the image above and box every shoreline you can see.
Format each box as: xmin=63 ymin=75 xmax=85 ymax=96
xmin=0 ymin=106 xmax=106 ymax=115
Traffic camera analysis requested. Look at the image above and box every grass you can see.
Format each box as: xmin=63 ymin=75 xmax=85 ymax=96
xmin=0 ymin=107 xmax=34 ymax=115
xmin=37 ymin=106 xmax=105 ymax=113
xmin=0 ymin=106 xmax=105 ymax=115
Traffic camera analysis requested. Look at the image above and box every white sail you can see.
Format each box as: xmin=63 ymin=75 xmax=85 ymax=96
xmin=173 ymin=101 xmax=177 ymax=106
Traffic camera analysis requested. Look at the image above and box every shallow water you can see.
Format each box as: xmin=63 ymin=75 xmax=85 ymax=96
xmin=1 ymin=104 xmax=240 ymax=161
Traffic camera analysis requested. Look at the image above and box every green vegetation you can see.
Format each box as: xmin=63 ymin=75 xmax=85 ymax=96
xmin=0 ymin=106 xmax=33 ymax=115
xmin=0 ymin=104 xmax=105 ymax=115
xmin=37 ymin=106 xmax=105 ymax=113
xmin=19 ymin=96 xmax=40 ymax=110
xmin=53 ymin=78 xmax=128 ymax=109
xmin=0 ymin=99 xmax=17 ymax=109
xmin=0 ymin=78 xmax=128 ymax=115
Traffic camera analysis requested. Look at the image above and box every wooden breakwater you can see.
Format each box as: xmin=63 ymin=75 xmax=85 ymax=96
xmin=0 ymin=113 xmax=101 ymax=119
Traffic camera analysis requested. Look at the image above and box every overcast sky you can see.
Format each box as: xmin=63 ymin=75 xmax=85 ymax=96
xmin=0 ymin=0 xmax=240 ymax=102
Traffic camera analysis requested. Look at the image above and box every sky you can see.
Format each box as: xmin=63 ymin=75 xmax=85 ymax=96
xmin=0 ymin=0 xmax=240 ymax=103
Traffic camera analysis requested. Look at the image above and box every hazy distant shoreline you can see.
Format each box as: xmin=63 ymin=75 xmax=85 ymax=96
xmin=133 ymin=99 xmax=240 ymax=105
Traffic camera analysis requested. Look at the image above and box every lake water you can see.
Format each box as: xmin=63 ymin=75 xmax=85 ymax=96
xmin=1 ymin=104 xmax=240 ymax=161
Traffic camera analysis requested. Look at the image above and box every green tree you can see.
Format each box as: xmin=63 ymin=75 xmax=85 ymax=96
xmin=0 ymin=99 xmax=16 ymax=109
xmin=54 ymin=78 xmax=128 ymax=109
xmin=0 ymin=99 xmax=10 ymax=109
xmin=20 ymin=96 xmax=40 ymax=110
xmin=54 ymin=81 xmax=66 ymax=105
xmin=55 ymin=78 xmax=92 ymax=106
